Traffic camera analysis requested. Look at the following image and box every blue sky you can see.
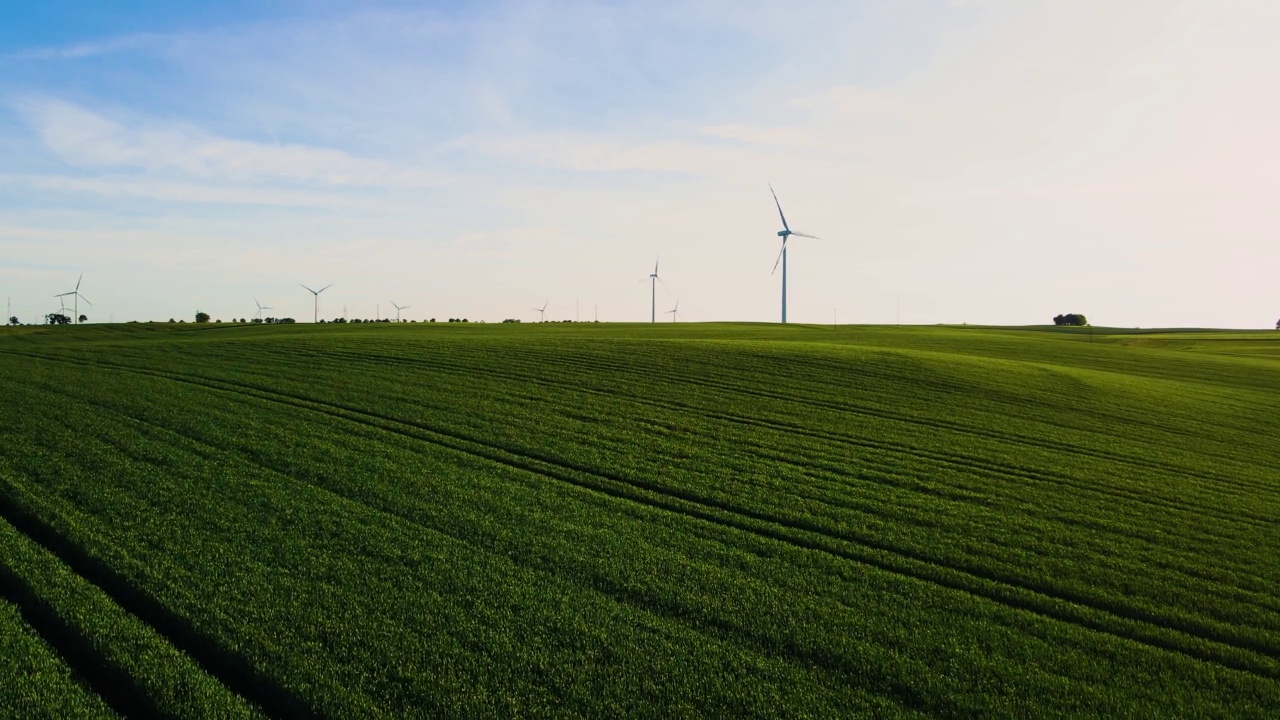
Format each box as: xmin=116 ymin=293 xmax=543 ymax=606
xmin=1 ymin=1 xmax=1277 ymax=326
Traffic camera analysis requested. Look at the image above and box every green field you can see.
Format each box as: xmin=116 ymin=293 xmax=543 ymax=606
xmin=1 ymin=322 xmax=1277 ymax=717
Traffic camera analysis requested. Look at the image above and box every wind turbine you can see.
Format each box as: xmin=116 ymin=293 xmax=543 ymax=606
xmin=301 ymin=283 xmax=331 ymax=323
xmin=533 ymin=300 xmax=548 ymax=322
xmin=391 ymin=301 xmax=410 ymax=322
xmin=641 ymin=257 xmax=666 ymax=323
xmin=254 ymin=297 xmax=272 ymax=322
xmin=769 ymin=185 xmax=819 ymax=324
xmin=54 ymin=274 xmax=91 ymax=324
xmin=665 ymin=299 xmax=680 ymax=322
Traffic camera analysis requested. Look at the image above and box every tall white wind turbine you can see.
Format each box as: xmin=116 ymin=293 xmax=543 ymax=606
xmin=641 ymin=258 xmax=667 ymax=323
xmin=301 ymin=283 xmax=332 ymax=323
xmin=533 ymin=300 xmax=548 ymax=322
xmin=391 ymin=301 xmax=410 ymax=322
xmin=769 ymin=185 xmax=819 ymax=324
xmin=665 ymin=299 xmax=680 ymax=322
xmin=54 ymin=274 xmax=91 ymax=324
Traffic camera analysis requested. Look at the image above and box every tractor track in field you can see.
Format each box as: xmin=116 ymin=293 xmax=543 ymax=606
xmin=118 ymin=337 xmax=1280 ymax=504
xmin=2 ymin=380 xmax=938 ymax=715
xmin=10 ymin=348 xmax=1280 ymax=682
xmin=15 ymin=340 xmax=1280 ymax=622
xmin=483 ymin=343 xmax=1277 ymax=494
xmin=0 ymin=482 xmax=311 ymax=719
xmin=155 ymin=340 xmax=1269 ymax=536
xmin=0 ymin=549 xmax=174 ymax=720
xmin=41 ymin=364 xmax=1280 ymax=628
xmin=246 ymin=339 xmax=1277 ymax=505
xmin=235 ymin=343 xmax=1278 ymax=531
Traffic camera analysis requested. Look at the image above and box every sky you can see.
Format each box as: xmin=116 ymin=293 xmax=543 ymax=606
xmin=1 ymin=0 xmax=1277 ymax=327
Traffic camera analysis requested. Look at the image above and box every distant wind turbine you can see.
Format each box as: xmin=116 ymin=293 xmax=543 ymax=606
xmin=665 ymin=299 xmax=680 ymax=322
xmin=533 ymin=300 xmax=548 ymax=322
xmin=391 ymin=301 xmax=410 ymax=322
xmin=640 ymin=257 xmax=667 ymax=323
xmin=301 ymin=283 xmax=332 ymax=323
xmin=769 ymin=185 xmax=819 ymax=324
xmin=254 ymin=297 xmax=272 ymax=322
xmin=54 ymin=274 xmax=91 ymax=324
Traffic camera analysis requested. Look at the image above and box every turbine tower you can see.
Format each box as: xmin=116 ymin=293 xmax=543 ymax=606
xmin=391 ymin=301 xmax=410 ymax=322
xmin=533 ymin=300 xmax=548 ymax=322
xmin=301 ymin=283 xmax=332 ymax=323
xmin=665 ymin=299 xmax=680 ymax=322
xmin=54 ymin=274 xmax=91 ymax=324
xmin=254 ymin=297 xmax=272 ymax=322
xmin=769 ymin=185 xmax=818 ymax=324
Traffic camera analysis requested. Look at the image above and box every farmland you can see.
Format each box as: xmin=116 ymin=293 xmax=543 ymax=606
xmin=1 ymin=321 xmax=1277 ymax=717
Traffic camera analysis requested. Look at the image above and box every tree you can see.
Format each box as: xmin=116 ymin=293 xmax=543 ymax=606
xmin=7 ymin=316 xmax=17 ymax=326
xmin=78 ymin=314 xmax=87 ymax=324
xmin=195 ymin=311 xmax=211 ymax=323
xmin=45 ymin=313 xmax=71 ymax=325
xmin=1275 ymin=318 xmax=1279 ymax=330
xmin=1053 ymin=313 xmax=1088 ymax=327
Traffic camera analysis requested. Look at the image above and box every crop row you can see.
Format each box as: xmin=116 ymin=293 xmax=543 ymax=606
xmin=0 ymin=492 xmax=263 ymax=719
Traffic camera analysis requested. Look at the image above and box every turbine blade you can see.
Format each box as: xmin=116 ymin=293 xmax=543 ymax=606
xmin=318 ymin=284 xmax=332 ymax=294
xmin=654 ymin=257 xmax=659 ymax=275
xmin=769 ymin=184 xmax=790 ymax=232
xmin=790 ymin=231 xmax=819 ymax=239
xmin=301 ymin=284 xmax=315 ymax=294
xmin=657 ymin=276 xmax=670 ymax=293
xmin=78 ymin=295 xmax=92 ymax=306
xmin=770 ymin=241 xmax=786 ymax=275
xmin=75 ymin=274 xmax=83 ymax=291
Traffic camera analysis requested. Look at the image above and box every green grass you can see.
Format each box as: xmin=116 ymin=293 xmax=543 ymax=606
xmin=0 ymin=596 xmax=113 ymax=719
xmin=1 ymin=322 xmax=1277 ymax=717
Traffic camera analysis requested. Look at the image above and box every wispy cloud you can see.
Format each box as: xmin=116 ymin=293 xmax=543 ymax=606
xmin=0 ymin=173 xmax=404 ymax=209
xmin=12 ymin=97 xmax=450 ymax=188
xmin=2 ymin=33 xmax=166 ymax=61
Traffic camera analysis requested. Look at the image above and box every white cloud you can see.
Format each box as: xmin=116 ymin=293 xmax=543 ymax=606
xmin=12 ymin=98 xmax=449 ymax=188
xmin=2 ymin=33 xmax=164 ymax=61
